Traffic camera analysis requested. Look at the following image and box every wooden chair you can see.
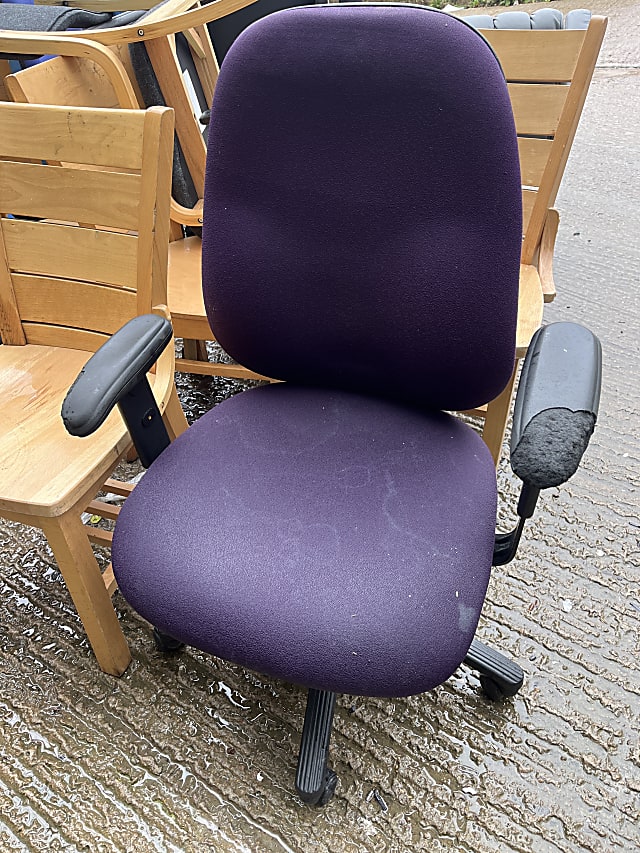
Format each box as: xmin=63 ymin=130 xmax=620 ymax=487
xmin=463 ymin=15 xmax=607 ymax=461
xmin=0 ymin=0 xmax=267 ymax=380
xmin=0 ymin=100 xmax=187 ymax=675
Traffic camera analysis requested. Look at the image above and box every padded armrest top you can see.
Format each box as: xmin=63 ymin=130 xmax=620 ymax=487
xmin=510 ymin=322 xmax=601 ymax=488
xmin=62 ymin=313 xmax=173 ymax=438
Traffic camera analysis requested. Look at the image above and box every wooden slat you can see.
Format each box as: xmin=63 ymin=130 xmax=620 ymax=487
xmin=87 ymin=527 xmax=113 ymax=547
xmin=508 ymin=82 xmax=568 ymax=137
xmin=0 ymin=101 xmax=147 ymax=169
xmin=102 ymin=564 xmax=118 ymax=596
xmin=103 ymin=478 xmax=136 ymax=497
xmin=0 ymin=220 xmax=26 ymax=345
xmin=13 ymin=275 xmax=137 ymax=336
xmin=86 ymin=500 xmax=121 ymax=522
xmin=0 ymin=161 xmax=142 ymax=230
xmin=482 ymin=28 xmax=585 ymax=83
xmin=22 ymin=322 xmax=110 ymax=351
xmin=517 ymin=137 xmax=553 ymax=189
xmin=7 ymin=56 xmax=124 ymax=111
xmin=3 ymin=219 xmax=138 ymax=288
xmin=193 ymin=23 xmax=219 ymax=104
xmin=175 ymin=356 xmax=272 ymax=381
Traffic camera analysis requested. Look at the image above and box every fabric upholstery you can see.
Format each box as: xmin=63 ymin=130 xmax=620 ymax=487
xmin=202 ymin=5 xmax=522 ymax=412
xmin=113 ymin=385 xmax=498 ymax=697
xmin=0 ymin=4 xmax=110 ymax=33
xmin=113 ymin=6 xmax=523 ymax=701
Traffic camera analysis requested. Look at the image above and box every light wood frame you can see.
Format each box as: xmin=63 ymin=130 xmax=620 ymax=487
xmin=0 ymin=0 xmax=267 ymax=381
xmin=463 ymin=17 xmax=607 ymax=462
xmin=0 ymin=102 xmax=187 ymax=675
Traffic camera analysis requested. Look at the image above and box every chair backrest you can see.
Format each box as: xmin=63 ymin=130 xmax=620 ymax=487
xmin=0 ymin=101 xmax=174 ymax=351
xmin=202 ymin=6 xmax=522 ymax=412
xmin=474 ymin=15 xmax=606 ymax=265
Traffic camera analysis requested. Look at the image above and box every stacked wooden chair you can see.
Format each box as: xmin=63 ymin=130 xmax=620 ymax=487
xmin=0 ymin=0 xmax=267 ymax=379
xmin=0 ymin=100 xmax=186 ymax=674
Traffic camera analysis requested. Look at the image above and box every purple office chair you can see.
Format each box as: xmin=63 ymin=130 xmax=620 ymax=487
xmin=63 ymin=5 xmax=601 ymax=805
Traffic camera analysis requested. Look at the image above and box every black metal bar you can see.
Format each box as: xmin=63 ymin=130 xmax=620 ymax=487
xmin=295 ymin=689 xmax=337 ymax=805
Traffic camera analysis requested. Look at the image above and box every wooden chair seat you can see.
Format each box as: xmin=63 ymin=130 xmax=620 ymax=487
xmin=0 ymin=344 xmax=168 ymax=516
xmin=0 ymin=345 xmax=128 ymax=517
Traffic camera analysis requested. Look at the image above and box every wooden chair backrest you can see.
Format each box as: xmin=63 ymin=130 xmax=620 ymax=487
xmin=480 ymin=17 xmax=606 ymax=264
xmin=0 ymin=0 xmax=257 ymax=226
xmin=0 ymin=102 xmax=174 ymax=351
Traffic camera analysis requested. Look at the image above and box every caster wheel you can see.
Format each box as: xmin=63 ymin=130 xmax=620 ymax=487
xmin=153 ymin=626 xmax=185 ymax=653
xmin=316 ymin=769 xmax=338 ymax=807
xmin=480 ymin=674 xmax=506 ymax=702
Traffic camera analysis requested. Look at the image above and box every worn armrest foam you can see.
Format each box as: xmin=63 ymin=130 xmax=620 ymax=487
xmin=62 ymin=313 xmax=173 ymax=438
xmin=510 ymin=322 xmax=602 ymax=488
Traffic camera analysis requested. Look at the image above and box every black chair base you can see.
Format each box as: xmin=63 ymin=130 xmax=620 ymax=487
xmin=152 ymin=631 xmax=523 ymax=803
xmin=295 ymin=688 xmax=338 ymax=806
xmin=152 ymin=626 xmax=185 ymax=653
xmin=464 ymin=638 xmax=525 ymax=700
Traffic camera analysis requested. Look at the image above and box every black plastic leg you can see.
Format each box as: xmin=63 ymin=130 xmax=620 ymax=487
xmin=464 ymin=638 xmax=524 ymax=700
xmin=295 ymin=689 xmax=338 ymax=806
xmin=152 ymin=626 xmax=185 ymax=653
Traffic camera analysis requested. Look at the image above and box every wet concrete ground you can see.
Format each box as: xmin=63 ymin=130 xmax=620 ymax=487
xmin=1 ymin=2 xmax=639 ymax=850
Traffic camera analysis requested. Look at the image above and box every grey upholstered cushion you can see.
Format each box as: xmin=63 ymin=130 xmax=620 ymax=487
xmin=0 ymin=4 xmax=110 ymax=32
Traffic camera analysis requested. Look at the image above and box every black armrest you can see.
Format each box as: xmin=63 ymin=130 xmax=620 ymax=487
xmin=510 ymin=322 xmax=602 ymax=489
xmin=62 ymin=314 xmax=174 ymax=468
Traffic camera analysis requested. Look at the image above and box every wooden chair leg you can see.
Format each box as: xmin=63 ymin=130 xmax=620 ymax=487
xmin=183 ymin=339 xmax=209 ymax=361
xmin=482 ymin=362 xmax=519 ymax=467
xmin=40 ymin=511 xmax=131 ymax=676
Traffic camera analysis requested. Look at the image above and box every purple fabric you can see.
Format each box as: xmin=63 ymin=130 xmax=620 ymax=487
xmin=113 ymin=385 xmax=497 ymax=697
xmin=202 ymin=5 xmax=522 ymax=411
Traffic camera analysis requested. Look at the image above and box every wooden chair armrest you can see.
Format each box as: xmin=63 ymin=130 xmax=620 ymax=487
xmin=171 ymin=197 xmax=204 ymax=226
xmin=25 ymin=0 xmax=260 ymax=45
xmin=539 ymin=207 xmax=559 ymax=303
xmin=0 ymin=32 xmax=138 ymax=107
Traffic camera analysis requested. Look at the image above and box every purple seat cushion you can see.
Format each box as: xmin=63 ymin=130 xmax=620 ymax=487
xmin=202 ymin=6 xmax=522 ymax=412
xmin=113 ymin=385 xmax=497 ymax=697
